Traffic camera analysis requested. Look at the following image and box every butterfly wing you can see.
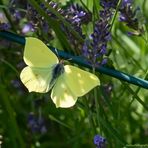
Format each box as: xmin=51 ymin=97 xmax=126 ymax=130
xmin=20 ymin=66 xmax=53 ymax=93
xmin=64 ymin=65 xmax=100 ymax=96
xmin=21 ymin=37 xmax=99 ymax=106
xmin=20 ymin=37 xmax=59 ymax=93
xmin=51 ymin=65 xmax=100 ymax=108
xmin=24 ymin=37 xmax=58 ymax=67
xmin=51 ymin=74 xmax=77 ymax=108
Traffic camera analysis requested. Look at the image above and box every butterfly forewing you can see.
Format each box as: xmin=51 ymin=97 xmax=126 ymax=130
xmin=51 ymin=73 xmax=77 ymax=108
xmin=63 ymin=65 xmax=100 ymax=97
xmin=24 ymin=37 xmax=59 ymax=67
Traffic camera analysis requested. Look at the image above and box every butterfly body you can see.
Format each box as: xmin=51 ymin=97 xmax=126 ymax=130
xmin=50 ymin=63 xmax=64 ymax=88
xmin=20 ymin=37 xmax=100 ymax=108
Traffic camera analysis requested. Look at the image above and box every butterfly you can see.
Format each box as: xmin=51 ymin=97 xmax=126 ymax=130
xmin=20 ymin=37 xmax=100 ymax=108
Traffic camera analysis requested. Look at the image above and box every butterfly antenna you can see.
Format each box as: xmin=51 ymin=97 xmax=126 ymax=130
xmin=67 ymin=58 xmax=73 ymax=61
xmin=54 ymin=48 xmax=60 ymax=58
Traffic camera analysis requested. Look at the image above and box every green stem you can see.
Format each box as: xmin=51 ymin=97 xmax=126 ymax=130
xmin=94 ymin=87 xmax=100 ymax=128
xmin=123 ymin=82 xmax=148 ymax=111
xmin=110 ymin=0 xmax=122 ymax=31
xmin=93 ymin=68 xmax=100 ymax=132
xmin=98 ymin=106 xmax=126 ymax=145
xmin=80 ymin=0 xmax=92 ymax=14
xmin=0 ymin=59 xmax=19 ymax=76
xmin=49 ymin=115 xmax=72 ymax=129
xmin=0 ymin=5 xmax=27 ymax=13
xmin=84 ymin=97 xmax=96 ymax=134
xmin=93 ymin=0 xmax=99 ymax=20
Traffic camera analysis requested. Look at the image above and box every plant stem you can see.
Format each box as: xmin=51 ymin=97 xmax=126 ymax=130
xmin=110 ymin=0 xmax=122 ymax=31
xmin=93 ymin=68 xmax=101 ymax=132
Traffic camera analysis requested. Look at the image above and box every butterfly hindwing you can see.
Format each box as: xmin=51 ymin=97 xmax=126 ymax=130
xmin=24 ymin=37 xmax=59 ymax=67
xmin=51 ymin=73 xmax=77 ymax=108
xmin=20 ymin=66 xmax=53 ymax=93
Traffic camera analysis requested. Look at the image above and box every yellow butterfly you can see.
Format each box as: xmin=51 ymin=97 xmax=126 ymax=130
xmin=20 ymin=37 xmax=100 ymax=108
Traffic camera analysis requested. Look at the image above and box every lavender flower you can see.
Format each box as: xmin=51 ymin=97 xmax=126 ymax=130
xmin=100 ymin=0 xmax=119 ymax=9
xmin=81 ymin=0 xmax=118 ymax=67
xmin=8 ymin=0 xmax=23 ymax=21
xmin=0 ymin=13 xmax=11 ymax=30
xmin=26 ymin=1 xmax=63 ymax=27
xmin=11 ymin=78 xmax=27 ymax=94
xmin=26 ymin=2 xmax=61 ymax=42
xmin=94 ymin=135 xmax=106 ymax=148
xmin=63 ymin=4 xmax=91 ymax=50
xmin=119 ymin=0 xmax=144 ymax=35
xmin=0 ymin=23 xmax=10 ymax=31
xmin=82 ymin=8 xmax=112 ymax=66
xmin=27 ymin=1 xmax=91 ymax=49
xmin=121 ymin=0 xmax=132 ymax=7
xmin=27 ymin=4 xmax=39 ymax=24
xmin=22 ymin=23 xmax=34 ymax=34
xmin=65 ymin=4 xmax=91 ymax=25
xmin=100 ymin=0 xmax=144 ymax=36
xmin=10 ymin=9 xmax=21 ymax=21
xmin=102 ymin=83 xmax=113 ymax=98
xmin=28 ymin=112 xmax=47 ymax=134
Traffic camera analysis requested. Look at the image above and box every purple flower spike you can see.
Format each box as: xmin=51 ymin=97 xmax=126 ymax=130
xmin=122 ymin=0 xmax=132 ymax=7
xmin=22 ymin=23 xmax=34 ymax=34
xmin=101 ymin=58 xmax=108 ymax=65
xmin=119 ymin=0 xmax=144 ymax=35
xmin=28 ymin=112 xmax=47 ymax=134
xmin=100 ymin=0 xmax=118 ymax=9
xmin=0 ymin=23 xmax=11 ymax=31
xmin=94 ymin=135 xmax=106 ymax=148
xmin=82 ymin=8 xmax=111 ymax=66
